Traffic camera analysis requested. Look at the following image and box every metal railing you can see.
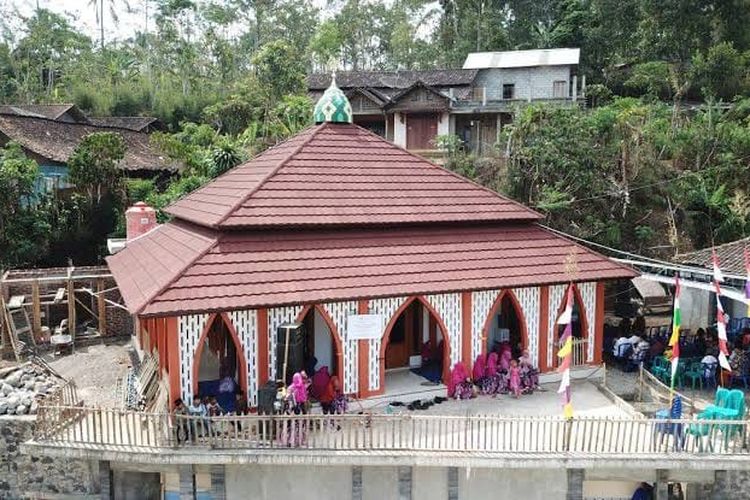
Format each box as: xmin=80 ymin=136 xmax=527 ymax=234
xmin=33 ymin=404 xmax=750 ymax=456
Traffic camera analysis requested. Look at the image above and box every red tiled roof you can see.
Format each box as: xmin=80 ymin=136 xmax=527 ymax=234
xmin=106 ymin=221 xmax=216 ymax=314
xmin=109 ymin=221 xmax=637 ymax=317
xmin=165 ymin=123 xmax=541 ymax=228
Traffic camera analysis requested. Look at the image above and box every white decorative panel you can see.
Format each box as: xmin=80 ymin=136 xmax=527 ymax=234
xmin=579 ymin=282 xmax=597 ymax=362
xmin=322 ymin=301 xmax=359 ymax=394
xmin=513 ymin=287 xmax=540 ymax=368
xmin=471 ymin=289 xmax=501 ymax=362
xmin=267 ymin=305 xmax=303 ymax=380
xmin=425 ymin=293 xmax=462 ymax=367
xmin=228 ymin=310 xmax=258 ymax=406
xmin=367 ymin=296 xmax=408 ymax=391
xmin=547 ymin=285 xmax=567 ymax=367
xmin=178 ymin=313 xmax=209 ymax=405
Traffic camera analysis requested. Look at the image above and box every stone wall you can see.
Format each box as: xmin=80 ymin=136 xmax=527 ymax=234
xmin=0 ymin=416 xmax=98 ymax=499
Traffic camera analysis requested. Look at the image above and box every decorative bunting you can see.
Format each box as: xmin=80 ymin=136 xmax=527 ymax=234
xmin=712 ymin=250 xmax=731 ymax=372
xmin=557 ymin=285 xmax=574 ymax=419
xmin=669 ymin=276 xmax=681 ymax=386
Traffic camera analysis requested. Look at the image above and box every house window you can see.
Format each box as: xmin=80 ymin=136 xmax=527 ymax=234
xmin=426 ymin=92 xmax=434 ymax=100
xmin=553 ymin=80 xmax=567 ymax=98
xmin=411 ymin=92 xmax=420 ymax=101
xmin=502 ymin=84 xmax=515 ymax=100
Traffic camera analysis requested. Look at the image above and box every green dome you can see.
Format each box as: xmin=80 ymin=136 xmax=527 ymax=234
xmin=313 ymin=75 xmax=353 ymax=124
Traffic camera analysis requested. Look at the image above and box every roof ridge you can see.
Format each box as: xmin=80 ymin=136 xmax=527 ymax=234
xmin=351 ymin=124 xmax=543 ymax=221
xmin=214 ymin=124 xmax=325 ymax=228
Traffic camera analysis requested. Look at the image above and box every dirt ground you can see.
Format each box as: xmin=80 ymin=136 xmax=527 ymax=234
xmin=43 ymin=338 xmax=134 ymax=407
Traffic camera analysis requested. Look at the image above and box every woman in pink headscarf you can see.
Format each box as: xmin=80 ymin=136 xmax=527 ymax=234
xmin=288 ymin=372 xmax=308 ymax=414
xmin=448 ymin=362 xmax=476 ymax=400
xmin=499 ymin=349 xmax=512 ymax=373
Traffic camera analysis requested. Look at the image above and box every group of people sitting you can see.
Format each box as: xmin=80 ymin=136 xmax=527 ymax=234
xmin=285 ymin=366 xmax=347 ymax=415
xmin=448 ymin=345 xmax=540 ymax=400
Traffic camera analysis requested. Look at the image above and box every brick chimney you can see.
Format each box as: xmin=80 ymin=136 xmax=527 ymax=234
xmin=125 ymin=202 xmax=157 ymax=241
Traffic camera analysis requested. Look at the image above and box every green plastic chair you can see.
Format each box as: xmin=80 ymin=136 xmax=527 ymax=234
xmin=684 ymin=361 xmax=704 ymax=390
xmin=652 ymin=357 xmax=669 ymax=382
xmin=716 ymin=390 xmax=746 ymax=447
xmin=687 ymin=413 xmax=715 ymax=452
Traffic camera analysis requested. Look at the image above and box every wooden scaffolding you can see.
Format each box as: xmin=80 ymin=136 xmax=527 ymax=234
xmin=0 ymin=265 xmax=121 ymax=359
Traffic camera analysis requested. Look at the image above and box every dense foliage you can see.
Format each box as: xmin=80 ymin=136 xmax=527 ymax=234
xmin=1 ymin=0 xmax=750 ymax=267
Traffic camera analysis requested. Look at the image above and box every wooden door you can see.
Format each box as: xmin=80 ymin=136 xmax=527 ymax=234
xmin=406 ymin=114 xmax=438 ymax=150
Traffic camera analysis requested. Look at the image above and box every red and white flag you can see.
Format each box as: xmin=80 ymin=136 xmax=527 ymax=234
xmin=713 ymin=250 xmax=731 ymax=372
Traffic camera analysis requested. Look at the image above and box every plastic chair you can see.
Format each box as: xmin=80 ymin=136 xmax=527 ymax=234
xmin=652 ymin=357 xmax=668 ymax=381
xmin=684 ymin=361 xmax=704 ymax=390
xmin=687 ymin=413 xmax=716 ymax=452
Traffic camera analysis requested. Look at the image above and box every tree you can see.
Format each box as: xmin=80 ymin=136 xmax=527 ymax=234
xmin=11 ymin=9 xmax=92 ymax=97
xmin=252 ymin=40 xmax=305 ymax=101
xmin=0 ymin=143 xmax=50 ymax=267
xmin=691 ymin=43 xmax=749 ymax=100
xmin=67 ymin=132 xmax=126 ymax=204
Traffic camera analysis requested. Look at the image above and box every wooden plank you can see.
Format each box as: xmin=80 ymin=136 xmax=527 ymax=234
xmin=31 ymin=281 xmax=41 ymax=339
xmin=96 ymin=278 xmax=106 ymax=336
xmin=53 ymin=288 xmax=65 ymax=303
xmin=66 ymin=268 xmax=76 ymax=350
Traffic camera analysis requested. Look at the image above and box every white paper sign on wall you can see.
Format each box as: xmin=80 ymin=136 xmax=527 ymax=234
xmin=347 ymin=314 xmax=383 ymax=340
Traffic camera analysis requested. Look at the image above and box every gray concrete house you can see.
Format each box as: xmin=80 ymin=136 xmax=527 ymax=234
xmin=308 ymin=48 xmax=584 ymax=157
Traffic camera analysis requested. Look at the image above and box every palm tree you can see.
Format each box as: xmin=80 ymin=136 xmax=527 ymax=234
xmin=88 ymin=0 xmax=131 ymax=50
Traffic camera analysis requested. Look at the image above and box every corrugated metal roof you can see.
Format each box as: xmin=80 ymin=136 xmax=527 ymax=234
xmin=166 ymin=123 xmax=541 ymax=228
xmin=109 ymin=222 xmax=636 ymax=316
xmin=463 ymin=48 xmax=580 ymax=69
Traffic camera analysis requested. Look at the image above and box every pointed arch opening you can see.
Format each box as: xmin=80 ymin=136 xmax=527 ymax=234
xmin=379 ymin=296 xmax=451 ymax=394
xmin=295 ymin=304 xmax=345 ymax=384
xmin=192 ymin=312 xmax=248 ymax=411
xmin=482 ymin=290 xmax=529 ymax=359
xmin=554 ymin=285 xmax=589 ymax=367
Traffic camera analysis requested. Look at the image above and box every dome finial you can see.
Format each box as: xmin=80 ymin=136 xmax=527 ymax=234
xmin=313 ymin=70 xmax=352 ymax=124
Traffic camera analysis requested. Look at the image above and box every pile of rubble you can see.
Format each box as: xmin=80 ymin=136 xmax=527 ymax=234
xmin=0 ymin=363 xmax=63 ymax=416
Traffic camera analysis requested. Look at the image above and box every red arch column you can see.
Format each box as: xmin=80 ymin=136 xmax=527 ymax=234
xmin=461 ymin=292 xmax=472 ymax=368
xmin=357 ymin=299 xmax=370 ymax=399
